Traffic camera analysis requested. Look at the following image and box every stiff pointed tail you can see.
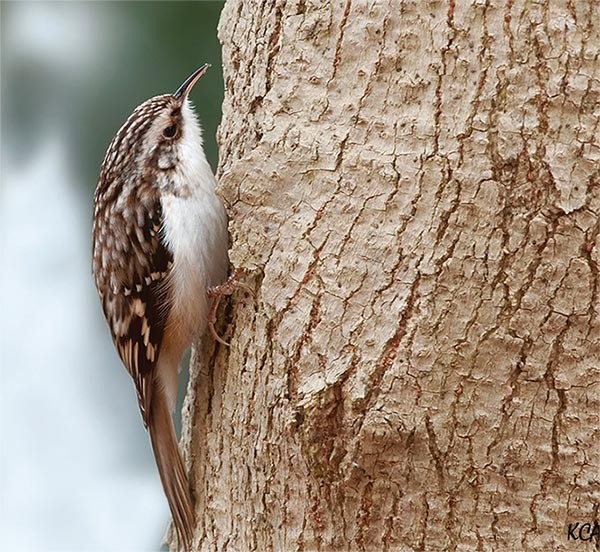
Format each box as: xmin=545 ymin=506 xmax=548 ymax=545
xmin=148 ymin=386 xmax=194 ymax=550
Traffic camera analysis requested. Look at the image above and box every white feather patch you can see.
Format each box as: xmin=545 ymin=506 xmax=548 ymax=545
xmin=160 ymin=99 xmax=229 ymax=343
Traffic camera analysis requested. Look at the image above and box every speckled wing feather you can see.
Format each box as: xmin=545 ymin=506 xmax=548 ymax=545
xmin=93 ymin=189 xmax=172 ymax=425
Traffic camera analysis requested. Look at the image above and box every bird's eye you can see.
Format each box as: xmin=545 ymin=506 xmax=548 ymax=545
xmin=163 ymin=124 xmax=177 ymax=138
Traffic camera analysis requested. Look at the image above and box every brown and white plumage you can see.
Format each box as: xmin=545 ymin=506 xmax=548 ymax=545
xmin=92 ymin=66 xmax=228 ymax=550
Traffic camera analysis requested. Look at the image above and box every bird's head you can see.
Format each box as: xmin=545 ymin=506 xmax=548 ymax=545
xmin=99 ymin=65 xmax=211 ymax=183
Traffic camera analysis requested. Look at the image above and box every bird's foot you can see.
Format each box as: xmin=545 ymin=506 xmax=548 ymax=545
xmin=207 ymin=270 xmax=252 ymax=346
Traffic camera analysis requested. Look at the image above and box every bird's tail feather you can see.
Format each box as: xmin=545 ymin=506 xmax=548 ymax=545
xmin=148 ymin=386 xmax=194 ymax=551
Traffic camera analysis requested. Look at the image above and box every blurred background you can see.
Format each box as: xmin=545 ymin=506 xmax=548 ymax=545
xmin=1 ymin=2 xmax=225 ymax=550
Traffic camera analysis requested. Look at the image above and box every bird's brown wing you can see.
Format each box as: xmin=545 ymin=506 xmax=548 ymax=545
xmin=93 ymin=192 xmax=172 ymax=425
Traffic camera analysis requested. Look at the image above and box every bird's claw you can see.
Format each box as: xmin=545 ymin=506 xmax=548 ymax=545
xmin=207 ymin=269 xmax=252 ymax=346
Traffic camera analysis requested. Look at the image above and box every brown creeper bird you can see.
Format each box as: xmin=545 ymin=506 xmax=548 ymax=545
xmin=92 ymin=65 xmax=228 ymax=549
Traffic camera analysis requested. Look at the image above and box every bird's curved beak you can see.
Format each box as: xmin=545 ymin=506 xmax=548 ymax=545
xmin=173 ymin=64 xmax=210 ymax=100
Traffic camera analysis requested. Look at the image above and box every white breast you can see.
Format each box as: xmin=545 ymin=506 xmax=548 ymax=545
xmin=160 ymin=100 xmax=229 ymax=345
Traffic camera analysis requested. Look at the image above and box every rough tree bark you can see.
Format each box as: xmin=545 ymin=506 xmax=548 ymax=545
xmin=180 ymin=1 xmax=599 ymax=551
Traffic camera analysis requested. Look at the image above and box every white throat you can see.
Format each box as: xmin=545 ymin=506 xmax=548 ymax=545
xmin=160 ymin=99 xmax=229 ymax=354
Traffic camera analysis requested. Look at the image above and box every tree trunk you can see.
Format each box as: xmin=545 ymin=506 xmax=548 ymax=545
xmin=182 ymin=1 xmax=600 ymax=550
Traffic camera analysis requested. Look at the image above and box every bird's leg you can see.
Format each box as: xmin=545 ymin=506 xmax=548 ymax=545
xmin=207 ymin=270 xmax=252 ymax=346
